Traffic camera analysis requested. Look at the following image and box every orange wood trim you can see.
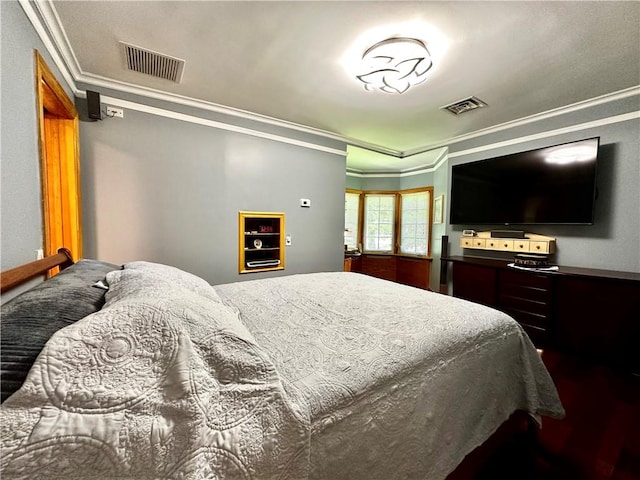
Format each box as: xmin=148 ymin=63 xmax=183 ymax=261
xmin=238 ymin=211 xmax=286 ymax=274
xmin=399 ymin=186 xmax=433 ymax=195
xmin=35 ymin=50 xmax=82 ymax=264
xmin=393 ymin=192 xmax=401 ymax=254
xmin=35 ymin=52 xmax=77 ymax=118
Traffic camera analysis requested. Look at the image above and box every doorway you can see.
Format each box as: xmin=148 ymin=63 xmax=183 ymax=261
xmin=34 ymin=51 xmax=82 ymax=266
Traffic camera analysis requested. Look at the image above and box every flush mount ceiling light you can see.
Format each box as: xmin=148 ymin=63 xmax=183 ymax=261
xmin=356 ymin=37 xmax=432 ymax=94
xmin=342 ymin=20 xmax=449 ymax=95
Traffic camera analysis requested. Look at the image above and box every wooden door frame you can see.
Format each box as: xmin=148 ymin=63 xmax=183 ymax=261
xmin=34 ymin=50 xmax=82 ymax=262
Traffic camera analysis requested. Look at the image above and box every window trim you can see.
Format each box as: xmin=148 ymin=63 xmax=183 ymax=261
xmin=346 ymin=187 xmax=434 ymax=258
xmin=344 ymin=189 xmax=363 ymax=251
xmin=363 ymin=192 xmax=397 ymax=254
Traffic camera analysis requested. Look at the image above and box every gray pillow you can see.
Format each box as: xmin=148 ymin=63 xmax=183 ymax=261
xmin=1 ymin=259 xmax=120 ymax=402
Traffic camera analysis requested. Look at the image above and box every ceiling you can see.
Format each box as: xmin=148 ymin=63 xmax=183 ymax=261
xmin=45 ymin=1 xmax=639 ymax=171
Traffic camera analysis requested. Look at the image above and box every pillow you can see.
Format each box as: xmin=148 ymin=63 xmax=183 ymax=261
xmin=1 ymin=259 xmax=120 ymax=402
xmin=105 ymin=267 xmax=255 ymax=344
xmin=121 ymin=261 xmax=221 ymax=302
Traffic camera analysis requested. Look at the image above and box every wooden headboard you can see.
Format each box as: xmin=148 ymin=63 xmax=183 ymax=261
xmin=0 ymin=248 xmax=74 ymax=294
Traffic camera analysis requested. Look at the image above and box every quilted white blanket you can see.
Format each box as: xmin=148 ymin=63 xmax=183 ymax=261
xmin=215 ymin=272 xmax=565 ymax=480
xmin=1 ymin=265 xmax=564 ymax=480
xmin=0 ymin=263 xmax=309 ymax=480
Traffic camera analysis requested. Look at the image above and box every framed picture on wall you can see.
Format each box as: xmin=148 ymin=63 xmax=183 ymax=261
xmin=433 ymin=195 xmax=444 ymax=224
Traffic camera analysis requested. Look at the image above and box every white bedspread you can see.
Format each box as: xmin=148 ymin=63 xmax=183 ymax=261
xmin=1 ymin=267 xmax=564 ymax=480
xmin=215 ymin=272 xmax=565 ymax=480
xmin=0 ymin=263 xmax=309 ymax=480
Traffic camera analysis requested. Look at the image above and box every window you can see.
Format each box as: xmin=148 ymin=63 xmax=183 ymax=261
xmin=400 ymin=191 xmax=430 ymax=255
xmin=364 ymin=194 xmax=396 ymax=252
xmin=344 ymin=187 xmax=433 ymax=257
xmin=344 ymin=192 xmax=360 ymax=250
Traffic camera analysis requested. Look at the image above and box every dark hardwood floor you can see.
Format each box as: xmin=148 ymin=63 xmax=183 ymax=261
xmin=477 ymin=349 xmax=640 ymax=480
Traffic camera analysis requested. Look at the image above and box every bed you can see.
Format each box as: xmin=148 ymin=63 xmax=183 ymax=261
xmin=0 ymin=253 xmax=564 ymax=480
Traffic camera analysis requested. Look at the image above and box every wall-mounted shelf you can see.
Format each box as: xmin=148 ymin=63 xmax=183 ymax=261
xmin=238 ymin=211 xmax=285 ymax=274
xmin=460 ymin=231 xmax=555 ymax=255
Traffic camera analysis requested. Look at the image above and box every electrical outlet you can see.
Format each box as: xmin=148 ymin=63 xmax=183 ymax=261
xmin=36 ymin=249 xmax=44 ymax=260
xmin=300 ymin=198 xmax=311 ymax=208
xmin=106 ymin=106 xmax=124 ymax=118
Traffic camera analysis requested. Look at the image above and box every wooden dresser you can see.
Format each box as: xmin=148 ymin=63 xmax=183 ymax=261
xmin=445 ymin=255 xmax=640 ymax=375
xmin=349 ymin=254 xmax=431 ymax=290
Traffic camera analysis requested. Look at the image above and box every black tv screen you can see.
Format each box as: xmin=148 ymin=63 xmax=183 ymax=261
xmin=450 ymin=137 xmax=600 ymax=225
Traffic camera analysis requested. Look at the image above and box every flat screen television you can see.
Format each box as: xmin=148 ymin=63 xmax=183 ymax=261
xmin=449 ymin=137 xmax=600 ymax=225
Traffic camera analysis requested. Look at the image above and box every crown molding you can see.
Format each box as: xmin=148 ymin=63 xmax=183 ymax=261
xmin=448 ymin=110 xmax=640 ymax=159
xmin=29 ymin=0 xmax=397 ymax=156
xmin=26 ymin=0 xmax=640 ymax=166
xmin=18 ymin=0 xmax=77 ymax=95
xmin=347 ymin=148 xmax=448 ymax=178
xmin=99 ymin=95 xmax=347 ymax=157
xmin=350 ymin=109 xmax=639 ymax=178
xmin=407 ymin=85 xmax=640 ymax=157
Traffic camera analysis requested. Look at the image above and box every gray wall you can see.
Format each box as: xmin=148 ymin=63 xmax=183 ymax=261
xmin=79 ymin=102 xmax=347 ymax=285
xmin=446 ymin=95 xmax=640 ymax=273
xmin=1 ymin=1 xmax=75 ymax=300
xmin=2 ymin=1 xmax=346 ymax=291
xmin=430 ymin=162 xmax=449 ymax=291
xmin=346 ymin=171 xmax=434 ymax=192
xmin=345 ymin=175 xmax=363 ymax=190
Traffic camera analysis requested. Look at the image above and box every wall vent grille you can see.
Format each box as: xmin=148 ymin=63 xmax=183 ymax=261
xmin=441 ymin=96 xmax=488 ymax=115
xmin=121 ymin=42 xmax=185 ymax=83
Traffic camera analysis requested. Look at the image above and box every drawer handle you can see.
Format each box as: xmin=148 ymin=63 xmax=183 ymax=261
xmin=519 ymin=244 xmax=524 ymax=248
xmin=504 ymin=243 xmax=508 ymax=247
xmin=536 ymin=245 xmax=541 ymax=250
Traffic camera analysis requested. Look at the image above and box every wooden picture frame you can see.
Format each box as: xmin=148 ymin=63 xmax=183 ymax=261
xmin=433 ymin=195 xmax=444 ymax=224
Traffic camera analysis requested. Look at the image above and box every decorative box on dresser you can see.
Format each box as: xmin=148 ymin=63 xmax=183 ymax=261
xmin=446 ymin=255 xmax=640 ymax=375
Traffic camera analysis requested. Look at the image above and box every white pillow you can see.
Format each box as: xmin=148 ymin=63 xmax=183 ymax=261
xmin=109 ymin=261 xmax=221 ymax=303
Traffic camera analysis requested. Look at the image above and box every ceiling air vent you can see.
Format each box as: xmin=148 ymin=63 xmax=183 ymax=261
xmin=441 ymin=96 xmax=488 ymax=115
xmin=121 ymin=42 xmax=185 ymax=83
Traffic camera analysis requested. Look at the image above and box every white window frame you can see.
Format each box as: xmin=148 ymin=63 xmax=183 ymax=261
xmin=363 ymin=193 xmax=396 ymax=253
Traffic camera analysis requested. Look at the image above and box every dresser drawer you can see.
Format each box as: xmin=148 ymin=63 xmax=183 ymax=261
xmin=460 ymin=237 xmax=475 ymax=249
xmin=529 ymin=241 xmax=549 ymax=254
xmin=485 ymin=238 xmax=501 ymax=250
xmin=499 ymin=282 xmax=552 ymax=305
xmin=498 ymin=270 xmax=553 ymax=330
xmin=519 ymin=323 xmax=548 ymax=345
xmin=500 ymin=270 xmax=552 ymax=289
xmin=499 ymin=297 xmax=552 ymax=326
xmin=513 ymin=240 xmax=530 ymax=252
xmin=496 ymin=240 xmax=514 ymax=251
xmin=460 ymin=237 xmax=487 ymax=249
